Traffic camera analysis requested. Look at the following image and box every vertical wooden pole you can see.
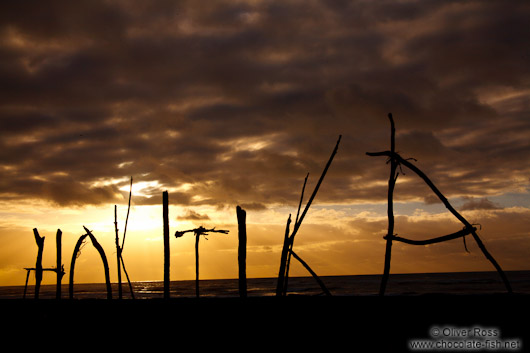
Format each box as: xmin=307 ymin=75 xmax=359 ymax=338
xmin=163 ymin=191 xmax=170 ymax=299
xmin=23 ymin=270 xmax=31 ymax=299
xmin=115 ymin=205 xmax=123 ymax=299
xmin=380 ymin=113 xmax=397 ymax=296
xmin=33 ymin=228 xmax=44 ymax=299
xmin=236 ymin=206 xmax=247 ymax=298
xmin=195 ymin=233 xmax=200 ymax=298
xmin=56 ymin=229 xmax=62 ymax=300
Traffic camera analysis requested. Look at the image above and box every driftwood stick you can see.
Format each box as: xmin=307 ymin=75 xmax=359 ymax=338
xmin=163 ymin=191 xmax=170 ymax=299
xmin=70 ymin=231 xmax=112 ymax=299
xmin=366 ymin=150 xmax=512 ymax=293
xmin=32 ymin=228 xmax=45 ymax=299
xmin=276 ymin=214 xmax=291 ymax=296
xmin=119 ymin=176 xmax=135 ymax=299
xmin=69 ymin=233 xmax=89 ymax=299
xmin=284 ymin=173 xmax=310 ymax=295
xmin=56 ymin=229 xmax=63 ymax=299
xmin=121 ymin=176 xmax=133 ymax=250
xmin=23 ymin=269 xmax=31 ymax=299
xmin=291 ymin=135 xmax=341 ymax=238
xmin=378 ymin=114 xmax=398 ymax=296
xmin=276 ymin=135 xmax=341 ymax=296
xmin=289 ymin=249 xmax=331 ymax=296
xmin=173 ymin=226 xmax=229 ymax=298
xmin=120 ymin=253 xmax=135 ymax=299
xmin=195 ymin=233 xmax=200 ymax=298
xmin=236 ymin=206 xmax=247 ymax=298
xmin=386 ymin=227 xmax=476 ymax=246
xmin=295 ymin=173 xmax=309 ymax=226
xmin=83 ymin=226 xmax=112 ymax=299
xmin=114 ymin=205 xmax=123 ymax=299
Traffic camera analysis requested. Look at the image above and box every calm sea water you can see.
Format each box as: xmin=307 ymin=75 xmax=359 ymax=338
xmin=4 ymin=270 xmax=529 ymax=300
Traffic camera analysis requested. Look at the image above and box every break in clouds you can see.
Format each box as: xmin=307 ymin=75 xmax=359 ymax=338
xmin=1 ymin=0 xmax=529 ymax=209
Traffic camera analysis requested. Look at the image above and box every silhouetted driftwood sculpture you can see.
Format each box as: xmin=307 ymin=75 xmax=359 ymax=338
xmin=236 ymin=206 xmax=247 ymax=298
xmin=163 ymin=191 xmax=170 ymax=299
xmin=69 ymin=227 xmax=112 ymax=299
xmin=175 ymin=226 xmax=229 ymax=297
xmin=23 ymin=228 xmax=65 ymax=299
xmin=367 ymin=113 xmax=512 ymax=295
xmin=114 ymin=176 xmax=135 ymax=299
xmin=276 ymin=135 xmax=341 ymax=296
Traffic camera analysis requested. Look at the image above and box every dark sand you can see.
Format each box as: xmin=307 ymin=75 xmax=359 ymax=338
xmin=1 ymin=294 xmax=527 ymax=351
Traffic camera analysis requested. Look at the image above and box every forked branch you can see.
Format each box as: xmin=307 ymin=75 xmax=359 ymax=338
xmin=277 ymin=135 xmax=341 ymax=296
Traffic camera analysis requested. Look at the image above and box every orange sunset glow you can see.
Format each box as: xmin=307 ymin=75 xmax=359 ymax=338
xmin=1 ymin=0 xmax=529 ymax=288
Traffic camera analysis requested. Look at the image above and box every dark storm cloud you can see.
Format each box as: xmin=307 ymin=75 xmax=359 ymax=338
xmin=1 ymin=0 xmax=529 ymax=208
xmin=177 ymin=209 xmax=210 ymax=221
xmin=460 ymin=197 xmax=502 ymax=211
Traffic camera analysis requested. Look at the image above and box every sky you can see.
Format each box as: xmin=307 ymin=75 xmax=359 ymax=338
xmin=1 ymin=0 xmax=529 ymax=287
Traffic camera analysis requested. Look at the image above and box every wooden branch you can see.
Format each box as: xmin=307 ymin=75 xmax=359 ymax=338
xmin=291 ymin=135 xmax=341 ymax=238
xmin=121 ymin=176 xmax=133 ymax=250
xmin=175 ymin=226 xmax=229 ymax=238
xmin=377 ymin=113 xmax=397 ymax=296
xmin=236 ymin=206 xmax=247 ymax=298
xmin=276 ymin=135 xmax=341 ymax=296
xmin=195 ymin=233 xmax=200 ymax=298
xmin=276 ymin=214 xmax=291 ymax=296
xmin=69 ymin=233 xmax=89 ymax=299
xmin=68 ymin=228 xmax=113 ymax=299
xmin=23 ymin=270 xmax=31 ymax=299
xmin=115 ymin=204 xmax=123 ymax=299
xmin=120 ymin=252 xmax=135 ymax=299
xmin=117 ymin=176 xmax=135 ymax=299
xmin=386 ymin=227 xmax=476 ymax=246
xmin=56 ymin=229 xmax=62 ymax=299
xmin=366 ymin=149 xmax=513 ymax=293
xmin=163 ymin=191 xmax=170 ymax=299
xmin=25 ymin=267 xmax=62 ymax=272
xmin=285 ymin=173 xmax=309 ymax=295
xmin=33 ymin=228 xmax=45 ymax=299
xmin=295 ymin=173 xmax=309 ymax=225
xmin=83 ymin=226 xmax=112 ymax=299
xmin=173 ymin=225 xmax=229 ymax=298
xmin=69 ymin=231 xmax=113 ymax=299
xmin=289 ymin=249 xmax=331 ymax=296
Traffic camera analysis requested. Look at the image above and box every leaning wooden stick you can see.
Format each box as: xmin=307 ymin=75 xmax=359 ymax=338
xmin=284 ymin=173 xmax=309 ymax=295
xmin=289 ymin=249 xmax=331 ymax=296
xmin=115 ymin=176 xmax=135 ymax=299
xmin=276 ymin=135 xmax=341 ymax=296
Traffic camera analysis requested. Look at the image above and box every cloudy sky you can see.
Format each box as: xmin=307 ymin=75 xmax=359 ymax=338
xmin=1 ymin=0 xmax=529 ymax=289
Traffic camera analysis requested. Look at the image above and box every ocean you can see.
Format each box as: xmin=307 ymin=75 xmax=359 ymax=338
xmin=6 ymin=270 xmax=530 ymax=299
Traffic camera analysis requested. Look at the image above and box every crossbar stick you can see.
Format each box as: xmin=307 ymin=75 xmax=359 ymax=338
xmin=366 ymin=150 xmax=512 ymax=293
xmin=386 ymin=227 xmax=476 ymax=246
